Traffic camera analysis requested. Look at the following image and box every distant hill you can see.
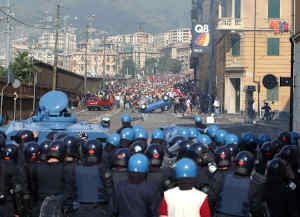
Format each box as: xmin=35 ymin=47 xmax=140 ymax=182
xmin=11 ymin=0 xmax=191 ymax=34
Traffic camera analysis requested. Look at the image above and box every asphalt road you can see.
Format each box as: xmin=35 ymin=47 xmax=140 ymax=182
xmin=75 ymin=109 xmax=287 ymax=139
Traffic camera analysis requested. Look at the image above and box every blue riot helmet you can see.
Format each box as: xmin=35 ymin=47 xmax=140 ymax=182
xmin=194 ymin=116 xmax=203 ymax=124
xmin=189 ymin=128 xmax=200 ymax=139
xmin=290 ymin=131 xmax=299 ymax=145
xmin=80 ymin=140 xmax=102 ymax=164
xmin=146 ymin=144 xmax=165 ymax=167
xmin=196 ymin=134 xmax=212 ymax=147
xmin=175 ymin=158 xmax=197 ymax=179
xmin=207 ymin=125 xmax=219 ymax=138
xmin=120 ymin=128 xmax=135 ymax=142
xmin=215 ymin=145 xmax=232 ymax=169
xmin=258 ymin=134 xmax=271 ymax=147
xmin=107 ymin=133 xmax=121 ymax=148
xmin=278 ymin=131 xmax=291 ymax=146
xmin=151 ymin=129 xmax=165 ymax=141
xmin=234 ymin=151 xmax=254 ymax=176
xmin=24 ymin=142 xmax=40 ymax=163
xmin=112 ymin=148 xmax=129 ymax=168
xmin=121 ymin=114 xmax=131 ymax=124
xmin=225 ymin=134 xmax=239 ymax=145
xmin=129 ymin=140 xmax=147 ymax=156
xmin=132 ymin=125 xmax=143 ymax=134
xmin=39 ymin=140 xmax=52 ymax=161
xmin=177 ymin=127 xmax=189 ymax=140
xmin=3 ymin=144 xmax=18 ymax=161
xmin=240 ymin=132 xmax=257 ymax=153
xmin=215 ymin=130 xmax=228 ymax=145
xmin=134 ymin=129 xmax=148 ymax=141
xmin=128 ymin=153 xmax=149 ymax=173
xmin=63 ymin=136 xmax=81 ymax=159
xmin=47 ymin=141 xmax=66 ymax=161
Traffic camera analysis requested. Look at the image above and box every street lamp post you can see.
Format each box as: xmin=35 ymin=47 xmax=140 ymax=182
xmin=84 ymin=14 xmax=95 ymax=95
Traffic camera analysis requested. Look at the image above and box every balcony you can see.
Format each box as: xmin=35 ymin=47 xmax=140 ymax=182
xmin=225 ymin=55 xmax=245 ymax=72
xmin=216 ymin=18 xmax=244 ymax=31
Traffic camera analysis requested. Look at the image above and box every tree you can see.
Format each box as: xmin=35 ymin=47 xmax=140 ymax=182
xmin=121 ymin=59 xmax=136 ymax=77
xmin=9 ymin=51 xmax=34 ymax=84
xmin=144 ymin=58 xmax=158 ymax=75
xmin=0 ymin=66 xmax=7 ymax=77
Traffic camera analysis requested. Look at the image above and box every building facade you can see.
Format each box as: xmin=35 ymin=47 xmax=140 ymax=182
xmin=215 ymin=0 xmax=292 ymax=114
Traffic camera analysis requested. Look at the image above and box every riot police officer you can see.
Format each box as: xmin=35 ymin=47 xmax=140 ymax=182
xmin=194 ymin=116 xmax=207 ymax=132
xmin=207 ymin=125 xmax=219 ymax=140
xmin=151 ymin=129 xmax=167 ymax=146
xmin=146 ymin=144 xmax=172 ymax=195
xmin=159 ymin=158 xmax=211 ymax=217
xmin=102 ymin=133 xmax=120 ymax=169
xmin=116 ymin=114 xmax=132 ymax=134
xmin=214 ymin=151 xmax=257 ymax=217
xmin=30 ymin=141 xmax=74 ymax=217
xmin=129 ymin=140 xmax=147 ymax=156
xmin=74 ymin=139 xmax=109 ymax=217
xmin=262 ymin=158 xmax=300 ymax=217
xmin=215 ymin=129 xmax=228 ymax=147
xmin=119 ymin=128 xmax=135 ymax=148
xmin=189 ymin=143 xmax=218 ymax=211
xmin=109 ymin=153 xmax=160 ymax=217
xmin=0 ymin=144 xmax=28 ymax=217
xmin=133 ymin=128 xmax=148 ymax=143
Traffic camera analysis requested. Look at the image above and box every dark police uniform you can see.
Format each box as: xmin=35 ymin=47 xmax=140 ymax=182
xmin=215 ymin=172 xmax=255 ymax=217
xmin=73 ymin=163 xmax=108 ymax=217
xmin=109 ymin=179 xmax=161 ymax=217
xmin=30 ymin=162 xmax=74 ymax=217
xmin=0 ymin=160 xmax=24 ymax=217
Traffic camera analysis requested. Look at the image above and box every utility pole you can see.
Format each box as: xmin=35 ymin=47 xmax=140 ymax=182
xmin=84 ymin=22 xmax=89 ymax=95
xmin=6 ymin=0 xmax=11 ymax=84
xmin=52 ymin=2 xmax=60 ymax=90
xmin=208 ymin=0 xmax=216 ymax=96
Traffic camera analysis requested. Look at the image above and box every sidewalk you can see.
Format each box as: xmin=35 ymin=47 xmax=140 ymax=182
xmin=255 ymin=119 xmax=289 ymax=131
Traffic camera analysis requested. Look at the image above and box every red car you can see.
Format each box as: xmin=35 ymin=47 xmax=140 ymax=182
xmin=86 ymin=95 xmax=114 ymax=111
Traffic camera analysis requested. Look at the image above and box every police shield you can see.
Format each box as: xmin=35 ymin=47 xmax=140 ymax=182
xmin=39 ymin=196 xmax=64 ymax=217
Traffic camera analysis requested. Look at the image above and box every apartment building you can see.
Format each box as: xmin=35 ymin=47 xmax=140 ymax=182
xmin=215 ymin=0 xmax=292 ymax=114
xmin=161 ymin=43 xmax=192 ymax=73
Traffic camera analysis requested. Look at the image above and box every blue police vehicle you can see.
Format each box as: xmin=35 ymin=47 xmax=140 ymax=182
xmin=0 ymin=91 xmax=109 ymax=143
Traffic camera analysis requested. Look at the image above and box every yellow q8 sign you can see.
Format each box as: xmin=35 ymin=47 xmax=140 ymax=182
xmin=194 ymin=24 xmax=209 ymax=33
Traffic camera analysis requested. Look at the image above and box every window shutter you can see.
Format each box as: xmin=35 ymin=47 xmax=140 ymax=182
xmin=268 ymin=0 xmax=280 ymax=18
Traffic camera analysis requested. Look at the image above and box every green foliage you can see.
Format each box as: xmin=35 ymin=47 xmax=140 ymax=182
xmin=144 ymin=58 xmax=158 ymax=75
xmin=9 ymin=52 xmax=34 ymax=83
xmin=0 ymin=66 xmax=7 ymax=77
xmin=121 ymin=59 xmax=136 ymax=76
xmin=158 ymin=56 xmax=182 ymax=74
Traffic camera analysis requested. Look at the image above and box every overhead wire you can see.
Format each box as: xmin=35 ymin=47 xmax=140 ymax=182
xmin=0 ymin=8 xmax=55 ymax=30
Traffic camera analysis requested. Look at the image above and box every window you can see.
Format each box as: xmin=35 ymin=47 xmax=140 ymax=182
xmin=266 ymin=85 xmax=279 ymax=101
xmin=235 ymin=0 xmax=241 ymax=18
xmin=267 ymin=38 xmax=280 ymax=56
xmin=232 ymin=35 xmax=240 ymax=56
xmin=268 ymin=0 xmax=280 ymax=18
xmin=222 ymin=0 xmax=232 ymax=17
